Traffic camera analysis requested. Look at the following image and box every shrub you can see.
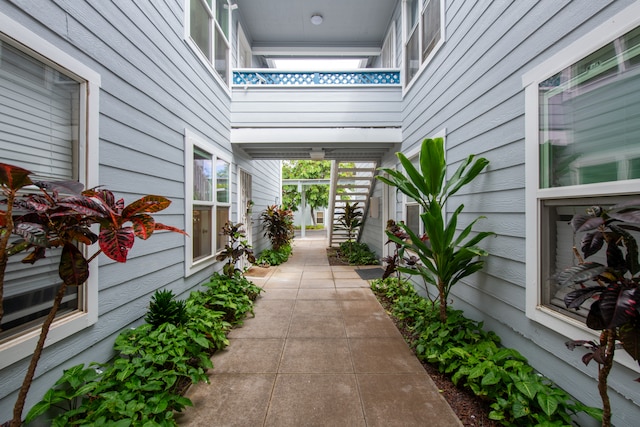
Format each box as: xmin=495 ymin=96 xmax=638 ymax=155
xmin=338 ymin=241 xmax=378 ymax=265
xmin=260 ymin=205 xmax=294 ymax=250
xmin=145 ymin=289 xmax=189 ymax=328
xmin=25 ymin=272 xmax=262 ymax=426
xmin=377 ymin=138 xmax=494 ymax=322
xmin=370 ymin=277 xmax=601 ymax=426
xmin=256 ymin=244 xmax=292 ymax=266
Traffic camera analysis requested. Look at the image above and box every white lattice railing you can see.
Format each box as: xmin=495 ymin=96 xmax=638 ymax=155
xmin=233 ymin=69 xmax=401 ymax=86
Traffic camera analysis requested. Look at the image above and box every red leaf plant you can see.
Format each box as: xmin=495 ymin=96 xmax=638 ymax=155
xmin=0 ymin=163 xmax=185 ymax=426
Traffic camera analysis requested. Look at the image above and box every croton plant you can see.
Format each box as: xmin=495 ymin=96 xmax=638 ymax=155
xmin=552 ymin=200 xmax=640 ymax=426
xmin=0 ymin=162 xmax=185 ymax=426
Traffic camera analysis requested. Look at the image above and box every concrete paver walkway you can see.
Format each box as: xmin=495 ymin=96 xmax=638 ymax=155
xmin=177 ymin=235 xmax=461 ymax=427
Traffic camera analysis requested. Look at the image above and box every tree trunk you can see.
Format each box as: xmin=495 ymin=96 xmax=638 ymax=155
xmin=598 ymin=329 xmax=615 ymax=427
xmin=438 ymin=278 xmax=447 ymax=322
xmin=11 ymin=282 xmax=68 ymax=426
xmin=0 ymin=190 xmax=16 ymax=328
xmin=310 ymin=206 xmax=316 ymax=226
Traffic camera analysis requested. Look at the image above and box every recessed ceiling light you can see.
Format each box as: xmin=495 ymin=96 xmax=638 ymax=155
xmin=310 ymin=14 xmax=323 ymax=25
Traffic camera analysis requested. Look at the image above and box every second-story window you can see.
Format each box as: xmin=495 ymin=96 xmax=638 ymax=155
xmin=188 ymin=0 xmax=231 ymax=85
xmin=404 ymin=0 xmax=444 ymax=88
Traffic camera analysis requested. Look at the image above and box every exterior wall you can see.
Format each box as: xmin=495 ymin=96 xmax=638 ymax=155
xmin=234 ymin=151 xmax=281 ymax=255
xmin=396 ymin=1 xmax=639 ymax=425
xmin=231 ymin=86 xmax=402 ymax=128
xmin=359 ymin=179 xmax=385 ymax=258
xmin=0 ymin=0 xmax=280 ymax=419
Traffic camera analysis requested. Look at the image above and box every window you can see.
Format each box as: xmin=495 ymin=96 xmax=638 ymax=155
xmin=0 ymin=12 xmax=100 ymax=369
xmin=524 ymin=2 xmax=640 ymax=364
xmin=381 ymin=23 xmax=396 ymax=68
xmin=237 ymin=24 xmax=252 ymax=68
xmin=404 ymin=0 xmax=444 ymax=88
xmin=185 ymin=130 xmax=231 ymax=275
xmin=187 ymin=0 xmax=231 ymax=85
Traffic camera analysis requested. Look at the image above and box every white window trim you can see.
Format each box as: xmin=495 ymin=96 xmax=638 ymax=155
xmin=523 ymin=1 xmax=640 ymax=371
xmin=0 ymin=11 xmax=100 ymax=370
xmin=184 ymin=0 xmax=232 ymax=94
xmin=381 ymin=21 xmax=396 ymax=68
xmin=236 ymin=23 xmax=252 ymax=68
xmin=184 ymin=129 xmax=232 ymax=276
xmin=402 ymin=0 xmax=446 ymax=94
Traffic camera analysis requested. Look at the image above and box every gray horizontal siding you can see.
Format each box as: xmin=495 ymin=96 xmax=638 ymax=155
xmin=0 ymin=0 xmax=269 ymax=419
xmin=231 ymin=87 xmax=402 ymax=128
xmin=396 ymin=0 xmax=639 ymax=424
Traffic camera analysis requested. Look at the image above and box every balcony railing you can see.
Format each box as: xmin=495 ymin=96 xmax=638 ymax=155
xmin=233 ymin=69 xmax=401 ymax=86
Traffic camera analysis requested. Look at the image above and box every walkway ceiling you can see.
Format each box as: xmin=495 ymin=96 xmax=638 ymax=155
xmin=234 ymin=0 xmax=398 ymax=54
xmin=231 ymin=128 xmax=402 ymax=162
xmin=234 ymin=141 xmax=399 ymax=161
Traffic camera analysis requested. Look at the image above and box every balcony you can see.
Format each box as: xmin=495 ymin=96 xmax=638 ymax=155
xmin=232 ymin=69 xmax=401 ymax=86
xmin=230 ymin=69 xmax=403 ymax=161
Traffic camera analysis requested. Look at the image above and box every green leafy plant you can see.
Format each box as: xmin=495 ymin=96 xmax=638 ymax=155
xmin=370 ymin=277 xmax=601 ymax=426
xmin=377 ymin=137 xmax=494 ymax=322
xmin=260 ymin=205 xmax=294 ymax=251
xmin=0 ymin=163 xmax=185 ymax=426
xmin=337 ymin=241 xmax=378 ymax=265
xmin=551 ymin=201 xmax=640 ymax=426
xmin=256 ymin=244 xmax=292 ymax=266
xmin=145 ymin=289 xmax=189 ymax=328
xmin=216 ymin=221 xmax=256 ymax=277
xmin=200 ymin=272 xmax=262 ymax=323
xmin=25 ymin=272 xmax=262 ymax=425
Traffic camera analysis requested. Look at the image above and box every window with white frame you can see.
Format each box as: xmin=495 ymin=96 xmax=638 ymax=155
xmin=404 ymin=0 xmax=444 ymax=88
xmin=187 ymin=0 xmax=231 ymax=85
xmin=185 ymin=130 xmax=231 ymax=275
xmin=381 ymin=23 xmax=396 ymax=69
xmin=524 ymin=3 xmax=640 ymax=352
xmin=0 ymin=12 xmax=100 ymax=369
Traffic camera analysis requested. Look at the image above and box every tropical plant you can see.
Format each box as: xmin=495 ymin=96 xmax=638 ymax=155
xmin=256 ymin=245 xmax=292 ymax=266
xmin=552 ymin=200 xmax=640 ymax=426
xmin=145 ymin=289 xmax=189 ymax=328
xmin=0 ymin=162 xmax=185 ymax=426
xmin=200 ymin=272 xmax=262 ymax=323
xmin=371 ymin=277 xmax=601 ymax=426
xmin=216 ymin=221 xmax=255 ymax=277
xmin=336 ymin=201 xmax=363 ymax=243
xmin=377 ymin=137 xmax=494 ymax=322
xmin=25 ymin=272 xmax=262 ymax=425
xmin=337 ymin=241 xmax=378 ymax=265
xmin=260 ymin=205 xmax=294 ymax=251
xmin=381 ymin=219 xmax=409 ymax=280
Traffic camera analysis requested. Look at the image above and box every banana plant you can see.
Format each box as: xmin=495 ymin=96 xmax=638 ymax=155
xmin=552 ymin=201 xmax=640 ymax=427
xmin=377 ymin=137 xmax=494 ymax=322
xmin=1 ymin=162 xmax=185 ymax=426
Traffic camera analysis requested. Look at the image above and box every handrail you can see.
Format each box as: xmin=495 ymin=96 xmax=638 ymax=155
xmin=233 ymin=69 xmax=401 ymax=86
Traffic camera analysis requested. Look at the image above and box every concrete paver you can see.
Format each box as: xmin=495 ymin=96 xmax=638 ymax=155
xmin=177 ymin=234 xmax=462 ymax=426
